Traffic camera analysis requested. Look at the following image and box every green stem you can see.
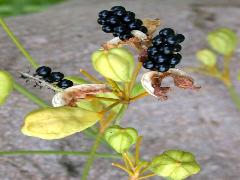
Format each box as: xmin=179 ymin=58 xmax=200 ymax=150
xmin=0 ymin=18 xmax=39 ymax=69
xmin=227 ymin=85 xmax=240 ymax=111
xmin=0 ymin=150 xmax=121 ymax=159
xmin=13 ymin=81 xmax=49 ymax=108
xmin=81 ymin=133 xmax=103 ymax=180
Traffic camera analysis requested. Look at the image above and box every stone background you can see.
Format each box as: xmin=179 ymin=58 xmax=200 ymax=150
xmin=0 ymin=0 xmax=240 ymax=179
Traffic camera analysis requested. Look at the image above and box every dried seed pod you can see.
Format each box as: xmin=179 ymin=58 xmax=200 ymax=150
xmin=52 ymin=84 xmax=110 ymax=107
xmin=104 ymin=125 xmax=138 ymax=153
xmin=141 ymin=69 xmax=200 ymax=100
xmin=22 ymin=106 xmax=103 ymax=140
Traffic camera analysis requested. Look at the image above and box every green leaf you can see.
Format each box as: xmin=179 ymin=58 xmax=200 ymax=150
xmin=65 ymin=76 xmax=88 ymax=84
xmin=150 ymin=150 xmax=200 ymax=180
xmin=0 ymin=70 xmax=13 ymax=106
xmin=22 ymin=106 xmax=103 ymax=140
xmin=131 ymin=82 xmax=146 ymax=97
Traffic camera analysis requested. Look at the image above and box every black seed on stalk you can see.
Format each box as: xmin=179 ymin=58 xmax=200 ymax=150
xmin=57 ymin=79 xmax=73 ymax=89
xmin=36 ymin=66 xmax=51 ymax=77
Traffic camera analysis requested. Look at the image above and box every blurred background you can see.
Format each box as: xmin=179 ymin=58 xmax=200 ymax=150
xmin=0 ymin=0 xmax=240 ymax=179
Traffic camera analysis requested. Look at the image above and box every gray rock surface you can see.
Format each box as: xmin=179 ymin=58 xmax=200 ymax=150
xmin=0 ymin=0 xmax=240 ymax=179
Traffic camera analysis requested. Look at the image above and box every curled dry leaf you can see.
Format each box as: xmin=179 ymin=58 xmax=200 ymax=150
xmin=52 ymin=84 xmax=111 ymax=107
xmin=141 ymin=69 xmax=200 ymax=100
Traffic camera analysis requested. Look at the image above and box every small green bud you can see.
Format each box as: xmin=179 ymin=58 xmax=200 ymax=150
xmin=207 ymin=28 xmax=237 ymax=55
xmin=150 ymin=150 xmax=200 ymax=180
xmin=196 ymin=49 xmax=217 ymax=67
xmin=92 ymin=48 xmax=135 ymax=82
xmin=0 ymin=70 xmax=13 ymax=105
xmin=104 ymin=125 xmax=138 ymax=153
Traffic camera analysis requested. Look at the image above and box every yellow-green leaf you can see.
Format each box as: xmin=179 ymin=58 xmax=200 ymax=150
xmin=0 ymin=70 xmax=13 ymax=105
xmin=22 ymin=107 xmax=102 ymax=140
xmin=196 ymin=49 xmax=217 ymax=67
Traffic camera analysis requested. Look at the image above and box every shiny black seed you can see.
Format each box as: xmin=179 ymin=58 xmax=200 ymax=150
xmin=51 ymin=72 xmax=64 ymax=82
xmin=128 ymin=21 xmax=141 ymax=30
xmin=143 ymin=60 xmax=154 ymax=70
xmin=163 ymin=45 xmax=174 ymax=54
xmin=113 ymin=32 xmax=120 ymax=37
xmin=147 ymin=46 xmax=159 ymax=57
xmin=175 ymin=34 xmax=185 ymax=43
xmin=157 ymin=64 xmax=170 ymax=72
xmin=169 ymin=53 xmax=182 ymax=66
xmin=102 ymin=25 xmax=113 ymax=33
xmin=159 ymin=28 xmax=175 ymax=37
xmin=113 ymin=9 xmax=127 ymax=17
xmin=152 ymin=35 xmax=165 ymax=46
xmin=44 ymin=76 xmax=54 ymax=83
xmin=111 ymin=6 xmax=126 ymax=11
xmin=106 ymin=16 xmax=120 ymax=26
xmin=153 ymin=54 xmax=169 ymax=64
xmin=139 ymin=26 xmax=148 ymax=34
xmin=114 ymin=25 xmax=127 ymax=35
xmin=57 ymin=79 xmax=73 ymax=89
xmin=126 ymin=11 xmax=135 ymax=18
xmin=122 ymin=14 xmax=135 ymax=23
xmin=167 ymin=35 xmax=178 ymax=45
xmin=36 ymin=66 xmax=51 ymax=77
xmin=99 ymin=10 xmax=110 ymax=19
xmin=119 ymin=33 xmax=133 ymax=41
xmin=97 ymin=18 xmax=107 ymax=25
xmin=173 ymin=44 xmax=182 ymax=52
xmin=135 ymin=19 xmax=143 ymax=26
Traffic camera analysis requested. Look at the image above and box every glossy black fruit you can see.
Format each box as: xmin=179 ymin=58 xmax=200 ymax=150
xmin=175 ymin=34 xmax=185 ymax=43
xmin=114 ymin=25 xmax=127 ymax=34
xmin=139 ymin=26 xmax=148 ymax=34
xmin=111 ymin=6 xmax=126 ymax=11
xmin=51 ymin=72 xmax=64 ymax=82
xmin=119 ymin=33 xmax=133 ymax=41
xmin=102 ymin=25 xmax=113 ymax=33
xmin=36 ymin=66 xmax=51 ymax=77
xmin=99 ymin=10 xmax=110 ymax=19
xmin=159 ymin=28 xmax=175 ymax=36
xmin=143 ymin=61 xmax=154 ymax=70
xmin=57 ymin=79 xmax=73 ymax=89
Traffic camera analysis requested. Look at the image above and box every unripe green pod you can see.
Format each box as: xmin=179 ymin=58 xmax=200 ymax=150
xmin=0 ymin=70 xmax=13 ymax=105
xmin=196 ymin=49 xmax=217 ymax=67
xmin=92 ymin=48 xmax=135 ymax=82
xmin=207 ymin=28 xmax=237 ymax=55
xmin=104 ymin=125 xmax=138 ymax=153
xmin=22 ymin=107 xmax=102 ymax=140
xmin=150 ymin=150 xmax=200 ymax=180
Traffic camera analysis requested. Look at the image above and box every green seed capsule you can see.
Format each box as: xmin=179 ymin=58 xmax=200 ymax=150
xmin=92 ymin=47 xmax=135 ymax=82
xmin=207 ymin=28 xmax=237 ymax=55
xmin=104 ymin=125 xmax=138 ymax=153
xmin=196 ymin=49 xmax=217 ymax=67
xmin=22 ymin=107 xmax=102 ymax=140
xmin=0 ymin=70 xmax=13 ymax=106
xmin=150 ymin=150 xmax=201 ymax=180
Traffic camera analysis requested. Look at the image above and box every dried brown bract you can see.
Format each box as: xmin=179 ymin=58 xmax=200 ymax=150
xmin=141 ymin=69 xmax=200 ymax=100
xmin=52 ymin=84 xmax=111 ymax=107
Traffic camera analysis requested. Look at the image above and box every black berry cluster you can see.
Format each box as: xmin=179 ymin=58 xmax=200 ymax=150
xmin=143 ymin=28 xmax=185 ymax=72
xmin=97 ymin=6 xmax=148 ymax=41
xmin=35 ymin=66 xmax=73 ymax=89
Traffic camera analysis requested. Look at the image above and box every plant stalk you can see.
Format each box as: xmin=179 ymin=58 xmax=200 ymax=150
xmin=0 ymin=150 xmax=121 ymax=159
xmin=0 ymin=18 xmax=39 ymax=69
